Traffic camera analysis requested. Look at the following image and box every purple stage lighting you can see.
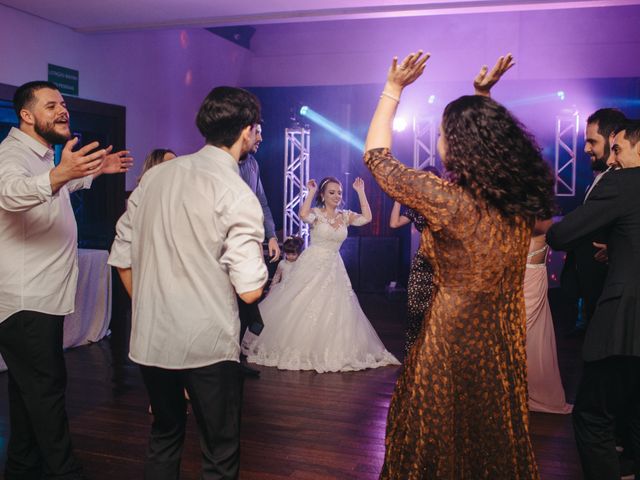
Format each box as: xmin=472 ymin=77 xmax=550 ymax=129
xmin=393 ymin=117 xmax=408 ymax=132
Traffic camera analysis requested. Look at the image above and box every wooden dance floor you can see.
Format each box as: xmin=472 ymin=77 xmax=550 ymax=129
xmin=0 ymin=293 xmax=583 ymax=479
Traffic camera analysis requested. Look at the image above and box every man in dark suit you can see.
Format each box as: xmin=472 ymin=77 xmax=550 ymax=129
xmin=560 ymin=109 xmax=627 ymax=336
xmin=547 ymin=120 xmax=640 ymax=480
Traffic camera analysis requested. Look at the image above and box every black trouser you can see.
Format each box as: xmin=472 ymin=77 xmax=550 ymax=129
xmin=237 ymin=297 xmax=263 ymax=343
xmin=139 ymin=361 xmax=243 ymax=480
xmin=237 ymin=298 xmax=251 ymax=341
xmin=0 ymin=311 xmax=83 ymax=480
xmin=573 ymin=356 xmax=640 ymax=480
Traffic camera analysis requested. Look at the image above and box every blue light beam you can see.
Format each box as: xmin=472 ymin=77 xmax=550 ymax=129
xmin=299 ymin=106 xmax=365 ymax=151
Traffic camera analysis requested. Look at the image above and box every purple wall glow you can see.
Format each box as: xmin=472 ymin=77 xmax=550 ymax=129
xmin=2 ymin=3 xmax=639 ymax=189
xmin=242 ymin=6 xmax=640 ymax=87
xmin=0 ymin=4 xmax=251 ymax=190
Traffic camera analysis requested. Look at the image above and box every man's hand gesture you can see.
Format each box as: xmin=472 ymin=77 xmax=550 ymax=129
xmin=49 ymin=138 xmax=106 ymax=194
xmin=98 ymin=146 xmax=134 ymax=176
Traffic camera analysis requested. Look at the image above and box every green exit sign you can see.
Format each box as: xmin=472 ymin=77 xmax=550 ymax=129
xmin=48 ymin=64 xmax=79 ymax=96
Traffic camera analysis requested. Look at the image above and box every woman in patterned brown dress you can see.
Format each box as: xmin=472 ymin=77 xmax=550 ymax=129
xmin=364 ymin=52 xmax=555 ymax=479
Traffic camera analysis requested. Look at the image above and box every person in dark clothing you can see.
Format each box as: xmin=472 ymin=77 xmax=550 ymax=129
xmin=237 ymin=124 xmax=280 ymax=377
xmin=547 ymin=120 xmax=640 ymax=480
xmin=560 ymin=108 xmax=627 ymax=336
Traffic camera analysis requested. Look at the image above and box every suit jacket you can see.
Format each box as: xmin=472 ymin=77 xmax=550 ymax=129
xmin=559 ymin=175 xmax=609 ymax=305
xmin=547 ymin=168 xmax=640 ymax=361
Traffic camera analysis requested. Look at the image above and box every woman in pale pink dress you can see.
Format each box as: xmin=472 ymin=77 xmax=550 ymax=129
xmin=525 ymin=226 xmax=573 ymax=414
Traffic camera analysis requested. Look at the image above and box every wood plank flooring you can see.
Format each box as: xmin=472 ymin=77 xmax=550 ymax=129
xmin=0 ymin=293 xmax=584 ymax=479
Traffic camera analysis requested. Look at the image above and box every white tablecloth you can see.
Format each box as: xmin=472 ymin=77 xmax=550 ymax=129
xmin=0 ymin=248 xmax=112 ymax=372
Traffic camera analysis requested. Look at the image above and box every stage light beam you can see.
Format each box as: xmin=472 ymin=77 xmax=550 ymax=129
xmin=298 ymin=105 xmax=365 ymax=151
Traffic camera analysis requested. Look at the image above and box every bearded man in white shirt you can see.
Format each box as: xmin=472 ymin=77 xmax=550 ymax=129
xmin=0 ymin=81 xmax=132 ymax=480
xmin=108 ymin=86 xmax=268 ymax=480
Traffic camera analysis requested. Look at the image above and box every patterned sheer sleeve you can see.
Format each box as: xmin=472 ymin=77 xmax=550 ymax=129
xmin=345 ymin=210 xmax=370 ymax=227
xmin=303 ymin=207 xmax=317 ymax=225
xmin=364 ymin=148 xmax=469 ymax=232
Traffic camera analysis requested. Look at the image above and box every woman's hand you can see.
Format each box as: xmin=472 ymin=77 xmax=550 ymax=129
xmin=307 ymin=179 xmax=317 ymax=193
xmin=352 ymin=177 xmax=365 ymax=194
xmin=473 ymin=54 xmax=515 ymax=97
xmin=385 ymin=50 xmax=430 ymax=93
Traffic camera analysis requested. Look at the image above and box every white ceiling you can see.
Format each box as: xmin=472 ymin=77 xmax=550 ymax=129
xmin=1 ymin=0 xmax=638 ymax=33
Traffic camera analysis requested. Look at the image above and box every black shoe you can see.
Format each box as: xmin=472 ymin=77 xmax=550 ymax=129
xmin=240 ymin=363 xmax=260 ymax=378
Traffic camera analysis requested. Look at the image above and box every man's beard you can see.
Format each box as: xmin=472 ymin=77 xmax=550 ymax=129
xmin=590 ymin=144 xmax=610 ymax=172
xmin=34 ymin=118 xmax=71 ymax=145
xmin=239 ymin=141 xmax=259 ymax=162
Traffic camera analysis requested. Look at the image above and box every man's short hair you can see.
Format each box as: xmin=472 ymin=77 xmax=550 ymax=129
xmin=613 ymin=120 xmax=640 ymax=147
xmin=196 ymin=86 xmax=261 ymax=147
xmin=13 ymin=81 xmax=59 ymax=118
xmin=587 ymin=108 xmax=628 ymax=139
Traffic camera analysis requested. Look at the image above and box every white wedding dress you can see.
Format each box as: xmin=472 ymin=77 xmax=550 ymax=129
xmin=243 ymin=207 xmax=400 ymax=373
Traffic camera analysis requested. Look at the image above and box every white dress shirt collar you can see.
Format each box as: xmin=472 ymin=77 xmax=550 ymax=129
xmin=8 ymin=127 xmax=52 ymax=160
xmin=202 ymin=145 xmax=240 ymax=173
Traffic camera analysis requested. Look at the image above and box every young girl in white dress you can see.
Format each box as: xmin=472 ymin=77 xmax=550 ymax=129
xmin=269 ymin=236 xmax=304 ymax=288
xmin=243 ymin=176 xmax=400 ymax=372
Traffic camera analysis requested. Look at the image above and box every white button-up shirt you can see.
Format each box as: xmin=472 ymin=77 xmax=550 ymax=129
xmin=0 ymin=127 xmax=92 ymax=324
xmin=108 ymin=146 xmax=268 ymax=369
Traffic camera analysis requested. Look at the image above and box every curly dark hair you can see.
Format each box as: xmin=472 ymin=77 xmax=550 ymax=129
xmin=441 ymin=95 xmax=555 ymax=220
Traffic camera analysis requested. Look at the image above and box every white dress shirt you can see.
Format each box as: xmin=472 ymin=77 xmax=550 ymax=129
xmin=0 ymin=127 xmax=92 ymax=324
xmin=108 ymin=146 xmax=268 ymax=369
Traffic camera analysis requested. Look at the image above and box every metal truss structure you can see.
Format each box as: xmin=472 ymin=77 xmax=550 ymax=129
xmin=554 ymin=110 xmax=580 ymax=197
xmin=413 ymin=116 xmax=437 ymax=170
xmin=283 ymin=127 xmax=311 ymax=245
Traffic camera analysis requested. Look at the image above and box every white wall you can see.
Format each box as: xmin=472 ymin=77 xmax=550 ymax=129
xmin=242 ymin=5 xmax=640 ymax=87
xmin=0 ymin=4 xmax=251 ymax=189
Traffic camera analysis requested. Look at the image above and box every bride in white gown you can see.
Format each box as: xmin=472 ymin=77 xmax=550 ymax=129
xmin=243 ymin=176 xmax=400 ymax=372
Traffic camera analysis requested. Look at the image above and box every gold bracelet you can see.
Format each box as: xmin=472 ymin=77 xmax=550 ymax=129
xmin=380 ymin=91 xmax=400 ymax=103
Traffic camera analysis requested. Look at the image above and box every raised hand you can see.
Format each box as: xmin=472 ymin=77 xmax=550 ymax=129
xmin=307 ymin=179 xmax=318 ymax=192
xmin=58 ymin=138 xmax=106 ymax=178
xmin=473 ymin=54 xmax=515 ymax=97
xmin=386 ymin=50 xmax=430 ymax=90
xmin=100 ymin=146 xmax=134 ymax=175
xmin=352 ymin=177 xmax=365 ymax=193
xmin=49 ymin=138 xmax=106 ymax=194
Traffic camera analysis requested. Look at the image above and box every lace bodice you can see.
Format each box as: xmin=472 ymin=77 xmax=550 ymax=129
xmin=304 ymin=207 xmax=366 ymax=252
